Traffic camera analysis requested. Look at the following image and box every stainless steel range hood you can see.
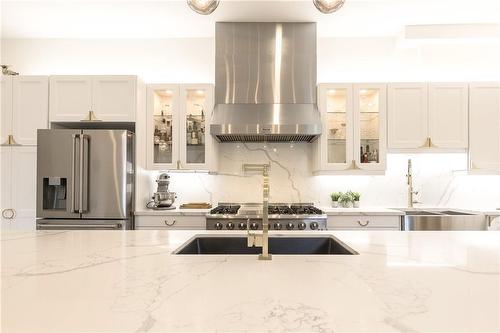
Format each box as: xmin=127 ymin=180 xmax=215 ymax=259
xmin=211 ymin=22 xmax=321 ymax=142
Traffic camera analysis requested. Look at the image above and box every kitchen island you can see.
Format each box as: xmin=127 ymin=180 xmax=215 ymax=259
xmin=2 ymin=230 xmax=499 ymax=333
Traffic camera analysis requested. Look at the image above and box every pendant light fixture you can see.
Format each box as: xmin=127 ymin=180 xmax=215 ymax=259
xmin=187 ymin=0 xmax=219 ymax=15
xmin=313 ymin=0 xmax=345 ymax=14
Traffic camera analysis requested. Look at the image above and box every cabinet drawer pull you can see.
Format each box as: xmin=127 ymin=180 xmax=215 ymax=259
xmin=164 ymin=219 xmax=177 ymax=226
xmin=357 ymin=220 xmax=369 ymax=227
xmin=1 ymin=134 xmax=21 ymax=146
xmin=2 ymin=209 xmax=16 ymax=219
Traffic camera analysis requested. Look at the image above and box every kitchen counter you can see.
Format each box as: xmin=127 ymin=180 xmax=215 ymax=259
xmin=2 ymin=230 xmax=500 ymax=333
xmin=135 ymin=208 xmax=210 ymax=216
xmin=321 ymin=207 xmax=404 ymax=216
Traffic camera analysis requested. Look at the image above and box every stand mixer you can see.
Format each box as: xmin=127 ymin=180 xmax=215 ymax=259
xmin=146 ymin=173 xmax=177 ymax=210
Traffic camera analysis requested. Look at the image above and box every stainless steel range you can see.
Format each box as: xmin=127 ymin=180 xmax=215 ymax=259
xmin=206 ymin=203 xmax=327 ymax=231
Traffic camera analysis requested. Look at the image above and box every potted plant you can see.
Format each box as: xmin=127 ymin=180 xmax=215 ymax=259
xmin=351 ymin=191 xmax=361 ymax=208
xmin=330 ymin=192 xmax=342 ymax=208
xmin=338 ymin=192 xmax=353 ymax=208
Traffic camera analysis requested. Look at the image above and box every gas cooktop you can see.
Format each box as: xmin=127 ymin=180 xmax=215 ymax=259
xmin=206 ymin=203 xmax=327 ymax=231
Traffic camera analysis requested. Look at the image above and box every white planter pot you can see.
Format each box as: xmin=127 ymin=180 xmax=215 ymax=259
xmin=331 ymin=201 xmax=339 ymax=208
xmin=353 ymin=201 xmax=360 ymax=208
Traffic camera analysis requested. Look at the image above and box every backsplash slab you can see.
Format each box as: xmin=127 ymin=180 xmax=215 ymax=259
xmin=138 ymin=143 xmax=500 ymax=210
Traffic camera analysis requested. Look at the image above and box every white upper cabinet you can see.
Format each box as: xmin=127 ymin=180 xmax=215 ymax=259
xmin=49 ymin=76 xmax=92 ymax=122
xmin=1 ymin=76 xmax=48 ymax=146
xmin=388 ymin=83 xmax=428 ymax=149
xmin=388 ymin=83 xmax=469 ymax=150
xmin=49 ymin=75 xmax=139 ymax=122
xmin=146 ymin=83 xmax=215 ymax=171
xmin=92 ymin=76 xmax=137 ymax=121
xmin=428 ymin=83 xmax=468 ymax=149
xmin=469 ymin=83 xmax=500 ymax=174
xmin=314 ymin=83 xmax=386 ymax=173
xmin=353 ymin=84 xmax=387 ymax=171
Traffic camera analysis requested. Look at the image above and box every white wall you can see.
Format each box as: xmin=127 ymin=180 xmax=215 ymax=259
xmin=3 ymin=37 xmax=500 ymax=82
xmin=2 ymin=37 xmax=499 ymax=209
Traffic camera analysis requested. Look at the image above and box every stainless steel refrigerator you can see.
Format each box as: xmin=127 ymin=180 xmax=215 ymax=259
xmin=36 ymin=129 xmax=134 ymax=230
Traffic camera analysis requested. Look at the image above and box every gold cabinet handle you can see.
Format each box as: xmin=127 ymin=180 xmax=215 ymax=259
xmin=419 ymin=137 xmax=430 ymax=148
xmin=1 ymin=134 xmax=21 ymax=146
xmin=177 ymin=160 xmax=181 ymax=169
xmin=348 ymin=160 xmax=360 ymax=170
xmin=81 ymin=111 xmax=102 ymax=122
xmin=428 ymin=137 xmax=438 ymax=148
xmin=2 ymin=208 xmax=15 ymax=219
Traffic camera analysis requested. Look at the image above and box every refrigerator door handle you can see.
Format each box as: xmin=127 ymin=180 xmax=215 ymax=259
xmin=71 ymin=134 xmax=80 ymax=213
xmin=80 ymin=134 xmax=90 ymax=213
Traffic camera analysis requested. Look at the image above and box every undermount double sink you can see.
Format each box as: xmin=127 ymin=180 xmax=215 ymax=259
xmin=174 ymin=235 xmax=358 ymax=255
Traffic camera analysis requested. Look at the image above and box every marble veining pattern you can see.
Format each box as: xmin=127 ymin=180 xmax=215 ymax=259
xmin=137 ymin=144 xmax=500 ymax=211
xmin=2 ymin=230 xmax=500 ymax=333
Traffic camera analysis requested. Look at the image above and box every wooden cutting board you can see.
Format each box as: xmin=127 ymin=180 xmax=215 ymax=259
xmin=179 ymin=203 xmax=212 ymax=209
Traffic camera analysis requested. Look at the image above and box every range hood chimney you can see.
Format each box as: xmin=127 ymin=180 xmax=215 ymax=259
xmin=211 ymin=22 xmax=321 ymax=142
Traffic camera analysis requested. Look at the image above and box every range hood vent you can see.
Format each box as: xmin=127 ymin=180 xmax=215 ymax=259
xmin=211 ymin=22 xmax=321 ymax=143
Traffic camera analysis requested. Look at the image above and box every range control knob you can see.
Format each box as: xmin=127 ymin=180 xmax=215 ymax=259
xmin=226 ymin=222 xmax=235 ymax=230
xmin=215 ymin=222 xmax=223 ymax=230
xmin=274 ymin=222 xmax=282 ymax=230
xmin=286 ymin=222 xmax=295 ymax=230
xmin=238 ymin=222 xmax=246 ymax=230
xmin=298 ymin=222 xmax=306 ymax=230
xmin=310 ymin=222 xmax=319 ymax=230
xmin=250 ymin=222 xmax=259 ymax=230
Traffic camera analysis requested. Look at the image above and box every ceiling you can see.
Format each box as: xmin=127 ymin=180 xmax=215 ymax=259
xmin=2 ymin=0 xmax=500 ymax=39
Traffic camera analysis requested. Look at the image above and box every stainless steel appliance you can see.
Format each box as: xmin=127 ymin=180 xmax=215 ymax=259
xmin=146 ymin=173 xmax=177 ymax=210
xmin=206 ymin=203 xmax=327 ymax=231
xmin=36 ymin=129 xmax=134 ymax=230
xmin=211 ymin=22 xmax=321 ymax=142
xmin=399 ymin=209 xmax=487 ymax=231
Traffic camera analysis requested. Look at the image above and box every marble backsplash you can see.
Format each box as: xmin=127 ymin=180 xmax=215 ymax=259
xmin=138 ymin=143 xmax=500 ymax=210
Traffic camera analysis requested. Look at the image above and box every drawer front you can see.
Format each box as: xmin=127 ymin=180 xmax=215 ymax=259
xmin=328 ymin=216 xmax=401 ymax=230
xmin=135 ymin=216 xmax=205 ymax=229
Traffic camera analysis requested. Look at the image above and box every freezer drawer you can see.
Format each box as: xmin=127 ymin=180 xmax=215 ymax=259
xmin=36 ymin=219 xmax=132 ymax=230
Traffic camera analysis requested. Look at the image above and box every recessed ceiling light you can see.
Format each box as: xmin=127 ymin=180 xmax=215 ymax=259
xmin=187 ymin=0 xmax=219 ymax=15
xmin=313 ymin=0 xmax=346 ymax=14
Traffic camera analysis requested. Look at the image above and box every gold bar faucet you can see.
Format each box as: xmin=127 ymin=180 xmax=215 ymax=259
xmin=406 ymin=159 xmax=419 ymax=208
xmin=243 ymin=163 xmax=272 ymax=261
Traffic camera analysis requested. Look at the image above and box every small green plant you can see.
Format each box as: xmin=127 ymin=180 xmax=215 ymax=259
xmin=338 ymin=192 xmax=354 ymax=208
xmin=351 ymin=191 xmax=361 ymax=201
xmin=330 ymin=192 xmax=342 ymax=202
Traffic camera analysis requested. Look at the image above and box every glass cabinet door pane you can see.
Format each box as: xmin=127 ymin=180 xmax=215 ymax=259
xmin=185 ymin=89 xmax=206 ymax=164
xmin=359 ymin=89 xmax=380 ymax=164
xmin=326 ymin=88 xmax=348 ymax=164
xmin=152 ymin=89 xmax=174 ymax=164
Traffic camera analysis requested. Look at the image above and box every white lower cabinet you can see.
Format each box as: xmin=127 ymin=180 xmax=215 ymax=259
xmin=135 ymin=215 xmax=205 ymax=230
xmin=1 ymin=146 xmax=37 ymax=231
xmin=328 ymin=215 xmax=401 ymax=230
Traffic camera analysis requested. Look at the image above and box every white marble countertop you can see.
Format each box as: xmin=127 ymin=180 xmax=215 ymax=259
xmin=135 ymin=208 xmax=210 ymax=216
xmin=2 ymin=230 xmax=500 ymax=333
xmin=321 ymin=207 xmax=405 ymax=216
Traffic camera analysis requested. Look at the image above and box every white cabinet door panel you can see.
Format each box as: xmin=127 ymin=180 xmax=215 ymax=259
xmin=1 ymin=147 xmax=12 ymax=231
xmin=11 ymin=147 xmax=37 ymax=222
xmin=1 ymin=77 xmax=13 ymax=145
xmin=12 ymin=76 xmax=49 ymax=145
xmin=328 ymin=215 xmax=400 ymax=230
xmin=469 ymin=84 xmax=500 ymax=173
xmin=429 ymin=83 xmax=468 ymax=149
xmin=50 ymin=76 xmax=92 ymax=122
xmin=388 ymin=83 xmax=428 ymax=149
xmin=92 ymin=76 xmax=136 ymax=122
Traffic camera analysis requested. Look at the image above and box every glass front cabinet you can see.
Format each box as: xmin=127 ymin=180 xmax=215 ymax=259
xmin=314 ymin=83 xmax=387 ymax=173
xmin=146 ymin=84 xmax=215 ymax=171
